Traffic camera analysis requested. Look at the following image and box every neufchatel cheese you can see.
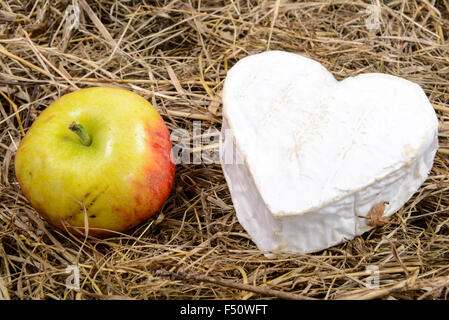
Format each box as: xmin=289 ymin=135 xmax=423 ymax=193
xmin=220 ymin=50 xmax=438 ymax=256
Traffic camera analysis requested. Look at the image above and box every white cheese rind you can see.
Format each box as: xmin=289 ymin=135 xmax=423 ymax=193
xmin=220 ymin=51 xmax=438 ymax=255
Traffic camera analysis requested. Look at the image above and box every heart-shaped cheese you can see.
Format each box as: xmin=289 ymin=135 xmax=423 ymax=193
xmin=220 ymin=51 xmax=438 ymax=255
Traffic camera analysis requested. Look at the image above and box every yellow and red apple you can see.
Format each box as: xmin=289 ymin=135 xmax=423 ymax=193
xmin=15 ymin=87 xmax=175 ymax=237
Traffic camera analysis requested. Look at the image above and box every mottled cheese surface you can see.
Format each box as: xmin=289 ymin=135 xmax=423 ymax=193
xmin=220 ymin=51 xmax=438 ymax=255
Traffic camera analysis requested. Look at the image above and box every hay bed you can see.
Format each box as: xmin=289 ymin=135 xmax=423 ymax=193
xmin=0 ymin=0 xmax=449 ymax=300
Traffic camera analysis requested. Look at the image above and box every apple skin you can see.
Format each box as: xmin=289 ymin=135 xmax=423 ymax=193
xmin=15 ymin=87 xmax=175 ymax=237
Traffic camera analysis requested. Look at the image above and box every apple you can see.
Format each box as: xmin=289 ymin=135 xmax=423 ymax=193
xmin=15 ymin=87 xmax=175 ymax=237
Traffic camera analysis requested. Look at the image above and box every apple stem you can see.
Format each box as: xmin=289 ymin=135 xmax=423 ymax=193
xmin=69 ymin=121 xmax=92 ymax=146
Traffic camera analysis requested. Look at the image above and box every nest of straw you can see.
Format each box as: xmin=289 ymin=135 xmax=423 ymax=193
xmin=0 ymin=0 xmax=448 ymax=300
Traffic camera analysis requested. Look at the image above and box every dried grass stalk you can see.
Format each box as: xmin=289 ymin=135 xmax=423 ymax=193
xmin=0 ymin=0 xmax=448 ymax=300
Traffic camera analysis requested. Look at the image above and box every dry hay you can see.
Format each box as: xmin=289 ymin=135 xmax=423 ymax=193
xmin=0 ymin=0 xmax=449 ymax=300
